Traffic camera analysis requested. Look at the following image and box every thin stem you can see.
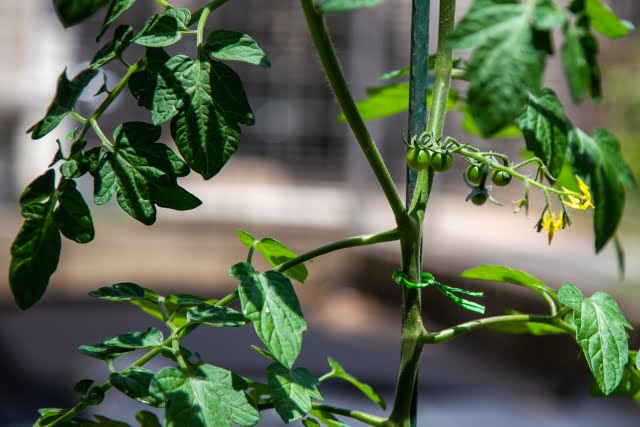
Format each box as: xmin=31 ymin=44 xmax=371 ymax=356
xmin=154 ymin=0 xmax=172 ymax=8
xmin=256 ymin=401 xmax=386 ymax=427
xmin=69 ymin=110 xmax=87 ymax=124
xmin=422 ymin=314 xmax=576 ymax=344
xmin=299 ymin=0 xmax=407 ymax=226
xmin=75 ymin=59 xmax=142 ymax=144
xmin=90 ymin=119 xmax=115 ymax=151
xmin=272 ymin=228 xmax=400 ymax=275
xmin=312 ymin=403 xmax=387 ymax=427
xmin=189 ymin=0 xmax=230 ymax=27
xmin=196 ymin=6 xmax=211 ymax=57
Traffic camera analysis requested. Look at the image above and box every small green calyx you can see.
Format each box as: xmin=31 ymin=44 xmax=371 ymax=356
xmin=392 ymin=270 xmax=485 ymax=314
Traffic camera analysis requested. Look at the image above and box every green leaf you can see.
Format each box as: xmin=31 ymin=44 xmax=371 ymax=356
xmin=134 ymin=11 xmax=182 ymax=47
xmin=54 ymin=179 xmax=95 ymax=244
xmin=342 ymin=82 xmax=458 ymax=122
xmin=149 ymin=364 xmax=260 ymax=427
xmin=135 ymin=411 xmax=161 ymax=427
xmin=378 ymin=66 xmax=410 ymax=81
xmin=519 ymin=88 xmax=570 ymax=178
xmin=92 ymin=121 xmax=200 ymax=224
xmin=460 ymin=106 xmax=521 ymax=139
xmin=461 ymin=264 xmax=556 ymax=299
xmin=28 ymin=68 xmax=98 ymax=139
xmin=79 ymin=343 xmax=135 ymax=361
xmin=238 ymin=231 xmax=308 ymax=283
xmin=449 ymin=0 xmax=548 ymax=135
xmin=97 ymin=0 xmax=136 ymax=40
xmin=303 ymin=418 xmax=322 ymax=427
xmin=317 ymin=0 xmax=383 ymax=14
xmin=187 ymin=305 xmax=249 ymax=327
xmin=53 ymin=0 xmax=110 ymax=27
xmin=110 ymin=366 xmax=163 ymax=406
xmin=590 ymin=354 xmax=640 ymax=399
xmin=9 ymin=169 xmax=61 ymax=310
xmin=61 ymin=139 xmax=91 ymax=178
xmin=533 ymin=0 xmax=567 ymax=29
xmin=204 ymin=30 xmax=271 ymax=68
xmin=103 ymin=327 xmax=164 ymax=348
xmin=92 ymin=25 xmax=134 ymax=69
xmin=153 ymin=55 xmax=254 ymax=179
xmin=267 ymin=362 xmax=323 ymax=423
xmin=237 ymin=229 xmax=257 ymax=247
xmin=322 ymin=357 xmax=386 ymax=409
xmin=568 ymin=128 xmax=635 ymax=251
xmin=558 ymin=283 xmax=632 ymax=395
xmin=585 ymin=0 xmax=634 ymax=39
xmin=561 ymin=19 xmax=601 ymax=103
xmin=129 ymin=48 xmax=171 ymax=110
xmin=309 ymin=411 xmax=352 ymax=427
xmin=251 ymin=345 xmax=278 ymax=361
xmin=232 ymin=262 xmax=307 ymax=369
xmin=82 ymin=415 xmax=131 ymax=426
xmin=74 ymin=379 xmax=95 ymax=396
xmin=129 ymin=293 xmax=213 ymax=328
xmin=89 ymin=282 xmax=157 ymax=301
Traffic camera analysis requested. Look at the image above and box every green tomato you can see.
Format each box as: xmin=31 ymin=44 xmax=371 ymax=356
xmin=406 ymin=148 xmax=430 ymax=171
xmin=465 ymin=164 xmax=484 ymax=184
xmin=471 ymin=192 xmax=488 ymax=206
xmin=491 ymin=169 xmax=512 ymax=186
xmin=431 ymin=152 xmax=453 ymax=172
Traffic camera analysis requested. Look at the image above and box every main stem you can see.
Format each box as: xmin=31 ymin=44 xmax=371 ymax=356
xmin=388 ymin=1 xmax=430 ymax=426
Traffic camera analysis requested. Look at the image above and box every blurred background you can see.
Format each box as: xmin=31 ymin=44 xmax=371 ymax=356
xmin=1 ymin=0 xmax=639 ymax=425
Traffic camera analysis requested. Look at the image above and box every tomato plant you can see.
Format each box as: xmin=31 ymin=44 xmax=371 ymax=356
xmin=7 ymin=0 xmax=639 ymax=426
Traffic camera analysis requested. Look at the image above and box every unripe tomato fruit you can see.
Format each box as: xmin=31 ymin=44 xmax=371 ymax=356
xmin=406 ymin=148 xmax=430 ymax=171
xmin=491 ymin=169 xmax=512 ymax=186
xmin=471 ymin=192 xmax=488 ymax=206
xmin=431 ymin=152 xmax=453 ymax=172
xmin=465 ymin=164 xmax=483 ymax=184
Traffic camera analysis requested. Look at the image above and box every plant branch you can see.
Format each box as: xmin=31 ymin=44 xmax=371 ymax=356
xmin=299 ymin=0 xmax=407 ymax=226
xmin=38 ymin=291 xmax=240 ymax=426
xmin=422 ymin=313 xmax=576 ymax=344
xmin=272 ymin=228 xmax=400 ymax=274
xmin=74 ymin=59 xmax=142 ymax=144
xmin=256 ymin=401 xmax=386 ymax=427
xmin=154 ymin=0 xmax=172 ymax=9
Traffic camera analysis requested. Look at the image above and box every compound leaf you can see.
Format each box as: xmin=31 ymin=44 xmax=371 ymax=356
xmin=103 ymin=327 xmax=164 ymax=349
xmin=558 ymin=283 xmax=632 ymax=395
xmin=232 ymin=262 xmax=307 ymax=369
xmin=519 ymin=88 xmax=570 ymax=178
xmin=461 ymin=264 xmax=556 ymax=298
xmin=561 ymin=19 xmax=601 ymax=103
xmin=586 ymin=0 xmax=634 ymax=39
xmin=569 ymin=128 xmax=635 ymax=251
xmin=54 ymin=179 xmax=95 ymax=244
xmin=53 ymin=0 xmax=110 ymax=27
xmin=204 ymin=30 xmax=271 ymax=68
xmin=155 ymin=56 xmax=254 ymax=179
xmin=110 ymin=366 xmax=163 ymax=406
xmin=187 ymin=305 xmax=249 ymax=327
xmin=10 ymin=169 xmax=61 ymax=310
xmin=317 ymin=0 xmax=383 ymax=14
xmin=150 ymin=364 xmax=260 ymax=427
xmin=134 ymin=11 xmax=181 ymax=47
xmin=136 ymin=411 xmax=161 ymax=427
xmin=92 ymin=121 xmax=200 ymax=224
xmin=97 ymin=0 xmax=136 ymax=40
xmin=449 ymin=0 xmax=548 ymax=135
xmin=28 ymin=68 xmax=98 ymax=139
xmin=92 ymin=25 xmax=134 ymax=69
xmin=323 ymin=357 xmax=386 ymax=409
xmin=267 ymin=362 xmax=323 ymax=423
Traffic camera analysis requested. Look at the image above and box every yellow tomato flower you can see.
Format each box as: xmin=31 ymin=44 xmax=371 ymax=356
xmin=563 ymin=176 xmax=595 ymax=210
xmin=541 ymin=211 xmax=564 ymax=245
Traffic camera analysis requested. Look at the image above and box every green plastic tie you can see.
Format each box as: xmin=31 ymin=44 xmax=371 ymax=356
xmin=392 ymin=270 xmax=486 ymax=314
